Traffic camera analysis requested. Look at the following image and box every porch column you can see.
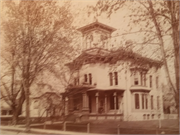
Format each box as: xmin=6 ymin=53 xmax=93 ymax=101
xmin=95 ymin=92 xmax=99 ymax=114
xmin=105 ymin=94 xmax=107 ymax=113
xmin=82 ymin=93 xmax=86 ymax=108
xmin=69 ymin=95 xmax=73 ymax=112
xmin=86 ymin=95 xmax=89 ymax=108
xmin=114 ymin=92 xmax=117 ymax=113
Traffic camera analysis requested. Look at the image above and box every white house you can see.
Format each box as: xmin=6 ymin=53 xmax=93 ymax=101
xmin=63 ymin=21 xmax=164 ymax=121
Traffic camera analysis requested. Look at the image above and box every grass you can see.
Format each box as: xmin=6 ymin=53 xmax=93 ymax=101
xmin=30 ymin=119 xmax=179 ymax=134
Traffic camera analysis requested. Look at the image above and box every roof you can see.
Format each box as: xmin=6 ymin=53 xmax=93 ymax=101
xmin=66 ymin=47 xmax=163 ymax=70
xmin=77 ymin=21 xmax=116 ymax=33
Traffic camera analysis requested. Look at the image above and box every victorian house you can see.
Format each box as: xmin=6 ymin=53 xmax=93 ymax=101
xmin=63 ymin=21 xmax=164 ymax=121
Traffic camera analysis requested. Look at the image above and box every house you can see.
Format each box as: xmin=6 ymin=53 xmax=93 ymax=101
xmin=21 ymin=92 xmax=63 ymax=118
xmin=62 ymin=21 xmax=164 ymax=121
xmin=0 ymin=99 xmax=12 ymax=116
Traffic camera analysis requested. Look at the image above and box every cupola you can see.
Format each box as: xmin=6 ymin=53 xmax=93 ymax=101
xmin=77 ymin=20 xmax=116 ymax=50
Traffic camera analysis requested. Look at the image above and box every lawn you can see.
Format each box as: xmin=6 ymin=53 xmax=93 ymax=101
xmin=30 ymin=119 xmax=179 ymax=134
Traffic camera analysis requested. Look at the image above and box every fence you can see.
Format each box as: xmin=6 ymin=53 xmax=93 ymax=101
xmin=42 ymin=121 xmax=179 ymax=134
xmin=164 ymin=114 xmax=178 ymax=119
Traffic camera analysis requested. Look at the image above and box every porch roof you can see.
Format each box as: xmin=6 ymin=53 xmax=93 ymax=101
xmin=130 ymin=86 xmax=151 ymax=92
xmin=87 ymin=87 xmax=125 ymax=92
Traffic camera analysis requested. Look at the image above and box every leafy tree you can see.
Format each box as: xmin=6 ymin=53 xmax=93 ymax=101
xmin=92 ymin=0 xmax=179 ymax=114
xmin=1 ymin=0 xmax=74 ymax=129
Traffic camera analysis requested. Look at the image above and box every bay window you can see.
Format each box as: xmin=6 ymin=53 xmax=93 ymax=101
xmin=134 ymin=93 xmax=149 ymax=110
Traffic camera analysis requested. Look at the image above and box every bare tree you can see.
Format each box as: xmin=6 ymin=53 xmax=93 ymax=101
xmin=92 ymin=0 xmax=179 ymax=114
xmin=1 ymin=0 xmax=74 ymax=129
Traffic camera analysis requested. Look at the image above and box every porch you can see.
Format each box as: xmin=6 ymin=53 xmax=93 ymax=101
xmin=65 ymin=86 xmax=125 ymax=120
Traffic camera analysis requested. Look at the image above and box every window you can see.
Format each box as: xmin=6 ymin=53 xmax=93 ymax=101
xmin=134 ymin=72 xmax=139 ymax=85
xmin=34 ymin=100 xmax=39 ymax=109
xmin=150 ymin=75 xmax=152 ymax=88
xmin=110 ymin=93 xmax=119 ymax=110
xmin=89 ymin=73 xmax=92 ymax=85
xmin=156 ymin=77 xmax=158 ymax=88
xmin=135 ymin=94 xmax=140 ymax=109
xmin=1 ymin=110 xmax=7 ymax=115
xmin=142 ymin=94 xmax=148 ymax=109
xmin=9 ymin=110 xmax=13 ymax=115
xmin=74 ymin=78 xmax=77 ymax=85
xmin=143 ymin=73 xmax=146 ymax=86
xmin=109 ymin=73 xmax=113 ymax=86
xmin=84 ymin=74 xmax=88 ymax=82
xmin=140 ymin=72 xmax=146 ymax=86
xmin=145 ymin=95 xmax=148 ymax=109
xmin=142 ymin=94 xmax=144 ymax=109
xmin=77 ymin=78 xmax=79 ymax=85
xmin=157 ymin=96 xmax=160 ymax=110
xmin=151 ymin=95 xmax=153 ymax=109
xmin=140 ymin=72 xmax=143 ymax=86
xmin=109 ymin=72 xmax=118 ymax=86
xmin=74 ymin=77 xmax=79 ymax=85
xmin=114 ymin=72 xmax=118 ymax=85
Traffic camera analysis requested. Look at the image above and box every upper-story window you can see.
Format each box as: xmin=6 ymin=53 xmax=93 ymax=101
xmin=34 ymin=100 xmax=39 ymax=109
xmin=84 ymin=74 xmax=88 ymax=82
xmin=150 ymin=75 xmax=152 ymax=88
xmin=157 ymin=96 xmax=160 ymax=110
xmin=140 ymin=72 xmax=146 ymax=86
xmin=156 ymin=76 xmax=158 ymax=88
xmin=109 ymin=73 xmax=113 ymax=86
xmin=84 ymin=73 xmax=92 ymax=85
xmin=109 ymin=72 xmax=118 ymax=86
xmin=74 ymin=78 xmax=76 ymax=85
xmin=114 ymin=72 xmax=118 ymax=85
xmin=89 ymin=73 xmax=92 ymax=85
xmin=134 ymin=71 xmax=139 ymax=85
xmin=74 ymin=77 xmax=79 ymax=86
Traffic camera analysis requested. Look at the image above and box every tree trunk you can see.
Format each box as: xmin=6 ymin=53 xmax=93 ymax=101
xmin=168 ymin=1 xmax=179 ymax=113
xmin=148 ymin=1 xmax=178 ymax=115
xmin=25 ymin=86 xmax=30 ymax=131
xmin=12 ymin=110 xmax=19 ymax=125
xmin=11 ymin=93 xmax=25 ymax=125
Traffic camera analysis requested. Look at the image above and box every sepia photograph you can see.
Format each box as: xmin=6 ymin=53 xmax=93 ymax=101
xmin=0 ymin=0 xmax=179 ymax=134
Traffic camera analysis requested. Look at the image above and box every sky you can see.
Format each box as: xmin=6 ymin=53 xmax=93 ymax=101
xmin=0 ymin=0 xmax=175 ymax=95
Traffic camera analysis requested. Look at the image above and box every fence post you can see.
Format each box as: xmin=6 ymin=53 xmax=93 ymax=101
xmin=87 ymin=123 xmax=90 ymax=133
xmin=156 ymin=126 xmax=159 ymax=135
xmin=117 ymin=124 xmax=120 ymax=135
xmin=43 ymin=121 xmax=46 ymax=129
xmin=63 ymin=121 xmax=67 ymax=131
